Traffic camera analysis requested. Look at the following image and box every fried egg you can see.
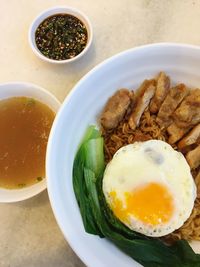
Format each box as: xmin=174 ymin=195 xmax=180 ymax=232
xmin=102 ymin=140 xmax=196 ymax=237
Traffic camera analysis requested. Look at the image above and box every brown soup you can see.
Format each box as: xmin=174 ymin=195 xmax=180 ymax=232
xmin=0 ymin=97 xmax=55 ymax=189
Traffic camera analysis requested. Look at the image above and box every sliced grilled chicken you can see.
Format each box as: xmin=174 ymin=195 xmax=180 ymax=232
xmin=156 ymin=84 xmax=188 ymax=128
xmin=186 ymin=145 xmax=200 ymax=169
xmin=167 ymin=123 xmax=190 ymax=144
xmin=101 ymin=89 xmax=133 ymax=130
xmin=128 ymin=79 xmax=156 ymax=130
xmin=150 ymin=72 xmax=170 ymax=114
xmin=178 ymin=124 xmax=200 ymax=150
xmin=173 ymin=89 xmax=200 ymax=128
xmin=195 ymin=172 xmax=200 ymax=198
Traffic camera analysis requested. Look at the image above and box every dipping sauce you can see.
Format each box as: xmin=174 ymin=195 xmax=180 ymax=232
xmin=35 ymin=14 xmax=88 ymax=60
xmin=0 ymin=97 xmax=55 ymax=189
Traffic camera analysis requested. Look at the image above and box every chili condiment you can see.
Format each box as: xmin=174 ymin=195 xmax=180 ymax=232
xmin=35 ymin=14 xmax=88 ymax=60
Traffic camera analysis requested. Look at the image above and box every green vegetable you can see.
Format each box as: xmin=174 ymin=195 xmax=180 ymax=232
xmin=18 ymin=183 xmax=26 ymax=188
xmin=83 ymin=137 xmax=104 ymax=179
xmin=25 ymin=98 xmax=35 ymax=106
xmin=73 ymin=126 xmax=103 ymax=236
xmin=73 ymin=126 xmax=200 ymax=267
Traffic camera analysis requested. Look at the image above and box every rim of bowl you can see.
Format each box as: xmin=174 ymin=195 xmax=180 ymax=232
xmin=28 ymin=6 xmax=93 ymax=64
xmin=0 ymin=81 xmax=61 ymax=203
xmin=46 ymin=42 xmax=200 ymax=266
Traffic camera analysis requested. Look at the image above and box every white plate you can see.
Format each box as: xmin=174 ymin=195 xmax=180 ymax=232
xmin=46 ymin=43 xmax=200 ymax=267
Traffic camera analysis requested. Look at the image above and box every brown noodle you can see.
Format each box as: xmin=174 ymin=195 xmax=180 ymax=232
xmin=102 ymin=109 xmax=200 ymax=242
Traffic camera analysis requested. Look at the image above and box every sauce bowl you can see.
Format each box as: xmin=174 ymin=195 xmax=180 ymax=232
xmin=28 ymin=6 xmax=93 ymax=64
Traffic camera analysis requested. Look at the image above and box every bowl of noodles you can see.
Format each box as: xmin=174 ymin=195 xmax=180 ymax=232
xmin=47 ymin=43 xmax=200 ymax=267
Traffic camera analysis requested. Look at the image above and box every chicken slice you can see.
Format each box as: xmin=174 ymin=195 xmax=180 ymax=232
xmin=156 ymin=84 xmax=188 ymax=128
xmin=128 ymin=79 xmax=156 ymax=130
xmin=178 ymin=124 xmax=200 ymax=150
xmin=173 ymin=89 xmax=200 ymax=128
xmin=150 ymin=72 xmax=170 ymax=114
xmin=167 ymin=123 xmax=190 ymax=144
xmin=195 ymin=172 xmax=200 ymax=198
xmin=186 ymin=145 xmax=200 ymax=169
xmin=100 ymin=89 xmax=132 ymax=130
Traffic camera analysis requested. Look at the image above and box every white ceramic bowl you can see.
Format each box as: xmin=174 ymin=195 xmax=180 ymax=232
xmin=28 ymin=6 xmax=93 ymax=64
xmin=0 ymin=82 xmax=60 ymax=203
xmin=46 ymin=43 xmax=200 ymax=267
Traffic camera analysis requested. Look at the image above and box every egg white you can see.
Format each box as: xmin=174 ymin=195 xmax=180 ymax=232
xmin=102 ymin=140 xmax=196 ymax=237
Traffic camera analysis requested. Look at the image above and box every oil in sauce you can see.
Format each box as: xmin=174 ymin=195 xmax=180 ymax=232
xmin=0 ymin=97 xmax=55 ymax=189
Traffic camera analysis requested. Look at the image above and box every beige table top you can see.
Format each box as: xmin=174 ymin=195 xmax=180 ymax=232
xmin=1 ymin=0 xmax=200 ymax=266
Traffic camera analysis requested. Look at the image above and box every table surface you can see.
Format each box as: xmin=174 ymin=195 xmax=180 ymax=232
xmin=1 ymin=0 xmax=200 ymax=266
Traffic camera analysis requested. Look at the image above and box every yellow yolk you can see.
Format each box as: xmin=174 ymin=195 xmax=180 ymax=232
xmin=110 ymin=182 xmax=174 ymax=226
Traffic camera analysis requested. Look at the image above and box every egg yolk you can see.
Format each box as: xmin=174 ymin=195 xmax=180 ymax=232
xmin=109 ymin=182 xmax=174 ymax=226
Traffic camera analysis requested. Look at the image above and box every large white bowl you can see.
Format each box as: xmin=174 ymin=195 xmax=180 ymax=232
xmin=46 ymin=43 xmax=200 ymax=267
xmin=0 ymin=82 xmax=60 ymax=203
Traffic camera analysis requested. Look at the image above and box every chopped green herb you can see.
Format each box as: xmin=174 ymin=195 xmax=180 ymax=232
xmin=36 ymin=177 xmax=43 ymax=182
xmin=18 ymin=183 xmax=26 ymax=188
xmin=25 ymin=98 xmax=36 ymax=106
xmin=35 ymin=14 xmax=88 ymax=60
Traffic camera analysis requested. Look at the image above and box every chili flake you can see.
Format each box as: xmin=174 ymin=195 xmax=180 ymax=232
xmin=35 ymin=14 xmax=88 ymax=60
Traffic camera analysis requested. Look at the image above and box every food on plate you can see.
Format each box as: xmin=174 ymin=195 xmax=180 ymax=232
xmin=35 ymin=14 xmax=88 ymax=60
xmin=102 ymin=72 xmax=200 ymax=243
xmin=73 ymin=126 xmax=200 ymax=267
xmin=0 ymin=97 xmax=55 ymax=189
xmin=73 ymin=72 xmax=200 ymax=266
xmin=103 ymin=141 xmax=196 ymax=237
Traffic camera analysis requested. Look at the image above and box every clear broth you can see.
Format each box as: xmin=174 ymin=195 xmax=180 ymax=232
xmin=0 ymin=97 xmax=55 ymax=189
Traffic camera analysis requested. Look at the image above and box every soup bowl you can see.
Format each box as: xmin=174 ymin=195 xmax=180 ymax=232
xmin=0 ymin=82 xmax=60 ymax=203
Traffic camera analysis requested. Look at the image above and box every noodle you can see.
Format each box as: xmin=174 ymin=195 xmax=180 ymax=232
xmin=102 ymin=107 xmax=200 ymax=243
xmin=102 ymin=110 xmax=166 ymax=162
